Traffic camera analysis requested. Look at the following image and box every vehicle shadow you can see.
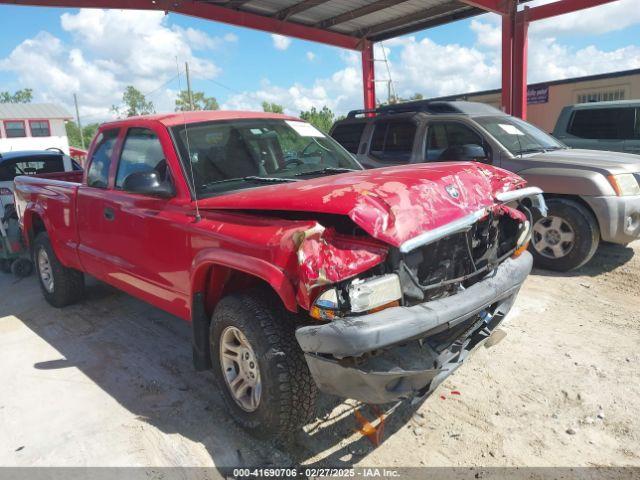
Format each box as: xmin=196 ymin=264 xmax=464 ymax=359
xmin=0 ymin=275 xmax=423 ymax=473
xmin=531 ymin=241 xmax=635 ymax=278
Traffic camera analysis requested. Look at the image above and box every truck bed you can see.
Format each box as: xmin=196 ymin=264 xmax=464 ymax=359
xmin=13 ymin=174 xmax=83 ymax=269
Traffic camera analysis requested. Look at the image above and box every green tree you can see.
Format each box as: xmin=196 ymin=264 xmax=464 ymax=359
xmin=112 ymin=86 xmax=155 ymax=117
xmin=0 ymin=88 xmax=33 ymax=103
xmin=65 ymin=121 xmax=99 ymax=149
xmin=262 ymin=101 xmax=284 ymax=114
xmin=175 ymin=90 xmax=219 ymax=111
xmin=299 ymin=106 xmax=335 ymax=133
xmin=380 ymin=92 xmax=424 ymax=107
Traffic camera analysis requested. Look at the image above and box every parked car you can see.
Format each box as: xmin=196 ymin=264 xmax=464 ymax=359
xmin=14 ymin=111 xmax=542 ymax=438
xmin=553 ymin=100 xmax=640 ymax=154
xmin=0 ymin=149 xmax=82 ymax=216
xmin=331 ymin=100 xmax=640 ymax=271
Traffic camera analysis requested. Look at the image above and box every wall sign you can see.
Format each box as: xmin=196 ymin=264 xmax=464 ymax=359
xmin=528 ymin=85 xmax=549 ymax=104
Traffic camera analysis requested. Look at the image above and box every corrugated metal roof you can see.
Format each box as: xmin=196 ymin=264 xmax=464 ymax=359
xmin=0 ymin=103 xmax=72 ymax=120
xmin=203 ymin=0 xmax=485 ymax=41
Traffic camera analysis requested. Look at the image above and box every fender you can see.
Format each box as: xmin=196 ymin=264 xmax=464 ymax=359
xmin=22 ymin=203 xmax=83 ymax=270
xmin=190 ymin=248 xmax=298 ymax=313
xmin=189 ymin=248 xmax=298 ymax=372
xmin=517 ymin=167 xmax=615 ymax=197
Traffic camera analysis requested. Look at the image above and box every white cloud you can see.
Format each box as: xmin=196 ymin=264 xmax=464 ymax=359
xmin=271 ymin=34 xmax=292 ymax=51
xmin=0 ymin=9 xmax=229 ymax=121
xmin=306 ymin=51 xmax=316 ymax=61
xmin=526 ymin=0 xmax=640 ymax=36
xmin=221 ymin=13 xmax=640 ymax=118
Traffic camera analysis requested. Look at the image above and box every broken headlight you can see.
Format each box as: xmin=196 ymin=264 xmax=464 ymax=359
xmin=349 ymin=274 xmax=402 ymax=313
xmin=513 ymin=219 xmax=531 ymax=258
xmin=310 ymin=274 xmax=402 ymax=320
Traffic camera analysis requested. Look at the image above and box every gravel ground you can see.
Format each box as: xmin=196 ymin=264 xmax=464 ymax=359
xmin=0 ymin=242 xmax=638 ymax=471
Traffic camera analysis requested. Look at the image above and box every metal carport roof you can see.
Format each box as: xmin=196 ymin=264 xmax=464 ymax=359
xmin=0 ymin=0 xmax=624 ymax=118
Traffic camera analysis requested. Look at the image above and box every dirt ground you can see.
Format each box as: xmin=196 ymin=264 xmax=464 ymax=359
xmin=0 ymin=242 xmax=639 ymax=471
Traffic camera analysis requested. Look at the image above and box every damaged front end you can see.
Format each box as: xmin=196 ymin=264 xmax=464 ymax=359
xmin=294 ymin=187 xmax=545 ymax=404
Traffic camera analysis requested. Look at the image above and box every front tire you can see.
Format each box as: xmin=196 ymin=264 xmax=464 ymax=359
xmin=210 ymin=290 xmax=317 ymax=439
xmin=530 ymin=198 xmax=600 ymax=272
xmin=33 ymin=232 xmax=85 ymax=307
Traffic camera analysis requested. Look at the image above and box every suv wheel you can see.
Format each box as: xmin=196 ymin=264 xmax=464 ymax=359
xmin=33 ymin=232 xmax=85 ymax=307
xmin=210 ymin=290 xmax=317 ymax=439
xmin=530 ymin=198 xmax=599 ymax=272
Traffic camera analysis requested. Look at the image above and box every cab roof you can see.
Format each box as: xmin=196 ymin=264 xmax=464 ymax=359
xmin=101 ymin=111 xmax=302 ymax=128
xmin=0 ymin=150 xmax=64 ymax=162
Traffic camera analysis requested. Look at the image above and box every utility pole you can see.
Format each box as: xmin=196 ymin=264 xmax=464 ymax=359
xmin=73 ymin=93 xmax=85 ymax=150
xmin=185 ymin=62 xmax=194 ymax=111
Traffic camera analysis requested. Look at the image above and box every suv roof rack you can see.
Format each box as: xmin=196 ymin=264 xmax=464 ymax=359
xmin=346 ymin=100 xmax=505 ymax=118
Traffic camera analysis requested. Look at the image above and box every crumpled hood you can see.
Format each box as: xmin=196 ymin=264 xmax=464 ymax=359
xmin=196 ymin=162 xmax=525 ymax=248
xmin=525 ymin=148 xmax=640 ymax=175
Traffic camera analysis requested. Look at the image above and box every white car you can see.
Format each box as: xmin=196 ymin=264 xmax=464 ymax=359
xmin=0 ymin=149 xmax=81 ymax=216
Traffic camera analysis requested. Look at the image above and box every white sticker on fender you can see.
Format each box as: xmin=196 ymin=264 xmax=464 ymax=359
xmin=285 ymin=120 xmax=324 ymax=137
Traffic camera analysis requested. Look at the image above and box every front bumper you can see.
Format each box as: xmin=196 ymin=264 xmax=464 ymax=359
xmin=295 ymin=252 xmax=532 ymax=404
xmin=583 ymin=195 xmax=640 ymax=244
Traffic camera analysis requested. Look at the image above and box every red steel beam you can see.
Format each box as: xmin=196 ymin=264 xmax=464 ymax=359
xmin=512 ymin=9 xmax=529 ymax=119
xmin=500 ymin=6 xmax=514 ymax=114
xmin=525 ymin=0 xmax=620 ymax=22
xmin=362 ymin=41 xmax=376 ymax=112
xmin=0 ymin=0 xmax=363 ymax=50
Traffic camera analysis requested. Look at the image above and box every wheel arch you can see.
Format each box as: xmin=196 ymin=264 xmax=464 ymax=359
xmin=541 ymin=193 xmax=601 ymax=237
xmin=189 ymin=249 xmax=299 ymax=372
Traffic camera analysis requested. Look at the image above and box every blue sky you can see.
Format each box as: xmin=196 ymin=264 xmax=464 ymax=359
xmin=1 ymin=1 xmax=639 ymax=120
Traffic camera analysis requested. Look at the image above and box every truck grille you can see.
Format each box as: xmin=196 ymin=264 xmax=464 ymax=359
xmin=397 ymin=213 xmax=520 ymax=305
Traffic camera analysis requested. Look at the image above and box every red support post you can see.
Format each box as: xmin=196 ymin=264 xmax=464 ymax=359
xmin=500 ymin=4 xmax=515 ymax=114
xmin=512 ymin=8 xmax=529 ymax=119
xmin=362 ymin=40 xmax=376 ymax=111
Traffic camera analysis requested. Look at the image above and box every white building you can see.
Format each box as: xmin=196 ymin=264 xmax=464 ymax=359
xmin=0 ymin=103 xmax=73 ymax=154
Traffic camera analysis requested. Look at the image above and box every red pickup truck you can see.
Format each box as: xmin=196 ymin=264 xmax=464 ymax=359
xmin=14 ymin=111 xmax=544 ymax=438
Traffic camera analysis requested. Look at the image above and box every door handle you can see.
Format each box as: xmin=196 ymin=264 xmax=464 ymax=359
xmin=103 ymin=207 xmax=115 ymax=221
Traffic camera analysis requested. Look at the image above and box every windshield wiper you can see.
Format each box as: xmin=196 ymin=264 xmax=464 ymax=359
xmin=202 ymin=176 xmax=299 ymax=189
xmin=294 ymin=167 xmax=357 ymax=177
xmin=517 ymin=147 xmax=547 ymax=155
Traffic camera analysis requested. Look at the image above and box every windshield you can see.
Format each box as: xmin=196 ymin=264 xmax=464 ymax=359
xmin=171 ymin=119 xmax=361 ymax=198
xmin=475 ymin=116 xmax=565 ymax=156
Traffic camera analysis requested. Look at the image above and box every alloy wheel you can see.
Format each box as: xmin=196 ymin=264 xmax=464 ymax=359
xmin=219 ymin=326 xmax=262 ymax=412
xmin=532 ymin=215 xmax=575 ymax=259
xmin=37 ymin=247 xmax=54 ymax=293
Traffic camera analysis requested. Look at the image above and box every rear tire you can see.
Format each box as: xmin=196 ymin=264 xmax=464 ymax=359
xmin=210 ymin=290 xmax=317 ymax=439
xmin=11 ymin=258 xmax=33 ymax=277
xmin=530 ymin=198 xmax=600 ymax=272
xmin=33 ymin=232 xmax=85 ymax=307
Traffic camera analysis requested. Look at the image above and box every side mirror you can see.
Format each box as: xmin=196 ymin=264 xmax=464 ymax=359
xmin=122 ymin=171 xmax=174 ymax=198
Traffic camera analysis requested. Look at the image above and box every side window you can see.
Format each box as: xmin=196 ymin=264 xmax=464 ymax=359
xmin=370 ymin=121 xmax=416 ymax=161
xmin=15 ymin=156 xmax=64 ymax=174
xmin=426 ymin=122 xmax=488 ymax=162
xmin=568 ymin=108 xmax=635 ymax=139
xmin=116 ymin=128 xmax=168 ymax=190
xmin=87 ymin=129 xmax=119 ymax=188
xmin=331 ymin=123 xmax=366 ymax=154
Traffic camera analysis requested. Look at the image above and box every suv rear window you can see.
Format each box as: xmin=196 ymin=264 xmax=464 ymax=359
xmin=331 ymin=123 xmax=365 ymax=154
xmin=0 ymin=155 xmax=64 ymax=181
xmin=568 ymin=107 xmax=636 ymax=139
xmin=370 ymin=121 xmax=416 ymax=161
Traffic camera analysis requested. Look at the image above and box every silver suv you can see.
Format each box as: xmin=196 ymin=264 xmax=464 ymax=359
xmin=553 ymin=100 xmax=640 ymax=155
xmin=330 ymin=100 xmax=640 ymax=271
